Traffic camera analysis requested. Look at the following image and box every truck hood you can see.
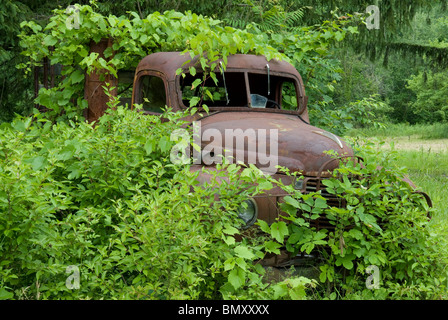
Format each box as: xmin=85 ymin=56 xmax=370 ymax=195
xmin=193 ymin=111 xmax=354 ymax=175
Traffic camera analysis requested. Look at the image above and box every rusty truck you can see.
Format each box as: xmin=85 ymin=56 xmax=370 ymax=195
xmin=65 ymin=48 xmax=428 ymax=270
xmin=128 ymin=52 xmax=362 ymax=268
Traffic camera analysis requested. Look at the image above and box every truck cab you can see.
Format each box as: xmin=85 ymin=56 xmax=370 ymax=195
xmin=131 ymin=52 xmax=355 ymax=267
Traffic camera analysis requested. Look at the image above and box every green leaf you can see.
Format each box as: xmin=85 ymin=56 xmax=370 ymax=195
xmin=223 ymin=224 xmax=239 ymax=235
xmin=257 ymin=220 xmax=270 ymax=234
xmin=31 ymin=156 xmax=47 ymax=171
xmin=57 ymin=146 xmax=75 ymax=161
xmin=191 ymin=78 xmax=202 ymax=89
xmin=264 ymin=240 xmax=282 ymax=254
xmin=335 ymin=31 xmax=344 ymax=41
xmin=70 ymin=70 xmax=85 ymax=84
xmin=144 ymin=141 xmax=153 ymax=155
xmin=0 ymin=288 xmax=13 ymax=300
xmin=343 ymin=258 xmax=354 ymax=270
xmin=228 ymin=267 xmax=245 ymax=290
xmin=319 ymin=273 xmax=327 ymax=283
xmin=43 ymin=35 xmax=57 ymax=47
xmin=348 ymin=229 xmax=364 ymax=240
xmin=223 ymin=235 xmax=235 ymax=245
xmin=284 ymin=196 xmax=300 ymax=208
xmin=336 ymin=254 xmax=355 ymax=270
xmin=270 ymin=221 xmax=289 ymax=243
xmin=158 ymin=136 xmax=170 ymax=152
xmin=67 ymin=163 xmax=82 ymax=179
xmin=140 ymin=34 xmax=148 ymax=43
xmin=313 ymin=231 xmax=327 ymax=241
xmin=258 ymin=180 xmax=273 ymax=190
xmin=314 ymin=197 xmax=327 ymax=209
xmin=301 ymin=242 xmax=315 ymax=254
xmin=205 ymin=89 xmax=213 ymax=101
xmin=322 ymin=179 xmax=334 ymax=188
xmin=234 ymin=245 xmax=255 ymax=260
xmin=287 ymin=232 xmax=302 ymax=245
xmin=12 ymin=118 xmax=31 ymax=132
xmin=273 ymin=284 xmax=288 ymax=299
xmin=224 ymin=258 xmax=235 ymax=271
xmin=189 ymin=96 xmax=200 ymax=107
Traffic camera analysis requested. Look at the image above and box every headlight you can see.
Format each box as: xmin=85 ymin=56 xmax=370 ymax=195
xmin=237 ymin=199 xmax=258 ymax=228
xmin=294 ymin=177 xmax=304 ymax=190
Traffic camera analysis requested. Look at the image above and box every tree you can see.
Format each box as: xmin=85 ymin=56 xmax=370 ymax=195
xmin=0 ymin=1 xmax=33 ymax=122
xmin=406 ymin=71 xmax=448 ymax=123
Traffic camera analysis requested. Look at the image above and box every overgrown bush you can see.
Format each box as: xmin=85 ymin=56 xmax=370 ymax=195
xmin=1 ymin=102 xmax=446 ymax=300
xmin=309 ymin=95 xmax=392 ymax=136
xmin=406 ymin=71 xmax=448 ymax=123
xmin=0 ymin=101 xmax=319 ymax=300
xmin=259 ymin=139 xmax=448 ymax=299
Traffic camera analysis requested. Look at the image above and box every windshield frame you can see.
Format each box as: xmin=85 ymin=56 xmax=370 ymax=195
xmin=175 ymin=67 xmax=306 ymax=115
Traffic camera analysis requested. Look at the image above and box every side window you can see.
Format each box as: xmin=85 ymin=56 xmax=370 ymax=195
xmin=281 ymin=81 xmax=298 ymax=110
xmin=139 ymin=75 xmax=166 ymax=113
xmin=248 ymin=73 xmax=299 ymax=110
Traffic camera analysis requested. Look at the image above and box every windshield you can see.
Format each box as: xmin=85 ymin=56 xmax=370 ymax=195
xmin=180 ymin=71 xmax=299 ymax=110
xmin=180 ymin=72 xmax=246 ymax=107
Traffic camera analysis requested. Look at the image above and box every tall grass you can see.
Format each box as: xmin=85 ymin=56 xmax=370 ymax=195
xmin=396 ymin=149 xmax=448 ymax=224
xmin=347 ymin=122 xmax=448 ymax=139
xmin=346 ymin=123 xmax=448 ymax=225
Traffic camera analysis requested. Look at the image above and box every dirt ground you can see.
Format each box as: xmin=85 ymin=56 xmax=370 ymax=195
xmin=376 ymin=137 xmax=448 ymax=152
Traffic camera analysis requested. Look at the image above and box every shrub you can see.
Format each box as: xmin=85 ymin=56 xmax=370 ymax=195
xmin=258 ymin=139 xmax=448 ymax=299
xmin=406 ymin=71 xmax=448 ymax=123
xmin=0 ymin=102 xmax=318 ymax=300
xmin=310 ymin=95 xmax=393 ymax=136
xmin=1 ymin=102 xmax=446 ymax=300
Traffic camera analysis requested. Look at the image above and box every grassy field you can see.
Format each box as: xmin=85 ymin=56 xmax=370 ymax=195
xmin=347 ymin=122 xmax=448 ymax=140
xmin=346 ymin=123 xmax=448 ymax=226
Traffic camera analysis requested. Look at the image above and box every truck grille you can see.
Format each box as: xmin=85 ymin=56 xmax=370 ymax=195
xmin=295 ymin=176 xmax=346 ymax=232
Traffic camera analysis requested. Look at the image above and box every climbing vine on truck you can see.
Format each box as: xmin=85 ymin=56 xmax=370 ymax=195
xmin=17 ymin=3 xmax=357 ymax=126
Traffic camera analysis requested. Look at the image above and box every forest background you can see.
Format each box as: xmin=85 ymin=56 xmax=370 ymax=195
xmin=2 ymin=0 xmax=448 ymax=129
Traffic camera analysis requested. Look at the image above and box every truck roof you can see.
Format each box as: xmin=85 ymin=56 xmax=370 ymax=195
xmin=135 ymin=51 xmax=303 ymax=81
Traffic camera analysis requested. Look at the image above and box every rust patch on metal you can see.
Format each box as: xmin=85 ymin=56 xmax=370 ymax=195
xmin=84 ymin=38 xmax=117 ymax=123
